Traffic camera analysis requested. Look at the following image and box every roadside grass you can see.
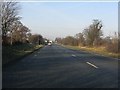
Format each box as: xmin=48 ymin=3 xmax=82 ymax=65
xmin=62 ymin=45 xmax=119 ymax=59
xmin=2 ymin=44 xmax=43 ymax=64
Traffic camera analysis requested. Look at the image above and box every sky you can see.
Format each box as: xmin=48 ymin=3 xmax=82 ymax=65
xmin=20 ymin=1 xmax=118 ymax=40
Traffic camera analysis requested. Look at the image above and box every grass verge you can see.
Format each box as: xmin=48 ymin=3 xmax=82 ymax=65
xmin=2 ymin=44 xmax=43 ymax=65
xmin=62 ymin=45 xmax=120 ymax=59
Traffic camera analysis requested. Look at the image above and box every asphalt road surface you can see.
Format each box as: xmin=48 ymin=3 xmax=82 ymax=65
xmin=3 ymin=44 xmax=119 ymax=88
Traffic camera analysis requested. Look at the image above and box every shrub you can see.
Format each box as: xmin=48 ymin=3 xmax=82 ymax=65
xmin=105 ymin=39 xmax=118 ymax=53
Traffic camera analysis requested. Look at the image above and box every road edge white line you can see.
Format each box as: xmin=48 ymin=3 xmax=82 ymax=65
xmin=86 ymin=62 xmax=98 ymax=69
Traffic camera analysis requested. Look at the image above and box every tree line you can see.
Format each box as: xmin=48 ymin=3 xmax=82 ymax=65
xmin=55 ymin=19 xmax=119 ymax=53
xmin=1 ymin=2 xmax=44 ymax=46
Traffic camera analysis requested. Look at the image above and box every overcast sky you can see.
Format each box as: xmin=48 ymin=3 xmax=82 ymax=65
xmin=20 ymin=1 xmax=118 ymax=40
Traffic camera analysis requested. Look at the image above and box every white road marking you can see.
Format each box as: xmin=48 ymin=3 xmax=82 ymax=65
xmin=34 ymin=54 xmax=37 ymax=56
xmin=72 ymin=54 xmax=76 ymax=57
xmin=86 ymin=62 xmax=98 ymax=69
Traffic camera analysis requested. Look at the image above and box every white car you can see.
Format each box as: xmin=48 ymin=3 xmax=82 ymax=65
xmin=48 ymin=42 xmax=52 ymax=46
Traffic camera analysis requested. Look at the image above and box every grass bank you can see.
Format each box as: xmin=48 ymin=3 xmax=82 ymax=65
xmin=62 ymin=45 xmax=119 ymax=59
xmin=2 ymin=44 xmax=43 ymax=64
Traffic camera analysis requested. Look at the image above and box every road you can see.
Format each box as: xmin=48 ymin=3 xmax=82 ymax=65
xmin=3 ymin=44 xmax=118 ymax=88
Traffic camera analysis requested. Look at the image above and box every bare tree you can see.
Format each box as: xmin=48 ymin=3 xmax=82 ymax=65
xmin=4 ymin=19 xmax=30 ymax=45
xmin=105 ymin=32 xmax=118 ymax=53
xmin=83 ymin=19 xmax=103 ymax=46
xmin=1 ymin=1 xmax=21 ymax=45
xmin=29 ymin=34 xmax=43 ymax=45
xmin=75 ymin=33 xmax=85 ymax=46
xmin=61 ymin=36 xmax=78 ymax=46
xmin=55 ymin=37 xmax=62 ymax=44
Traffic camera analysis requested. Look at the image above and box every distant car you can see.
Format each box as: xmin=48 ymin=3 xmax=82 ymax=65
xmin=48 ymin=42 xmax=52 ymax=46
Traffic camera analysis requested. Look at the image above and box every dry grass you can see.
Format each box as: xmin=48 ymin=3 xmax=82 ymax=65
xmin=62 ymin=45 xmax=119 ymax=59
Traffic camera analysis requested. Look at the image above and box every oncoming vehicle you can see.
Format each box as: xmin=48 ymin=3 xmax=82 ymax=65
xmin=48 ymin=40 xmax=53 ymax=46
xmin=48 ymin=42 xmax=52 ymax=46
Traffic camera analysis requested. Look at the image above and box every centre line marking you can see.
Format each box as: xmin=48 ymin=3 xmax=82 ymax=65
xmin=86 ymin=62 xmax=98 ymax=69
xmin=72 ymin=54 xmax=76 ymax=57
xmin=34 ymin=55 xmax=37 ymax=56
